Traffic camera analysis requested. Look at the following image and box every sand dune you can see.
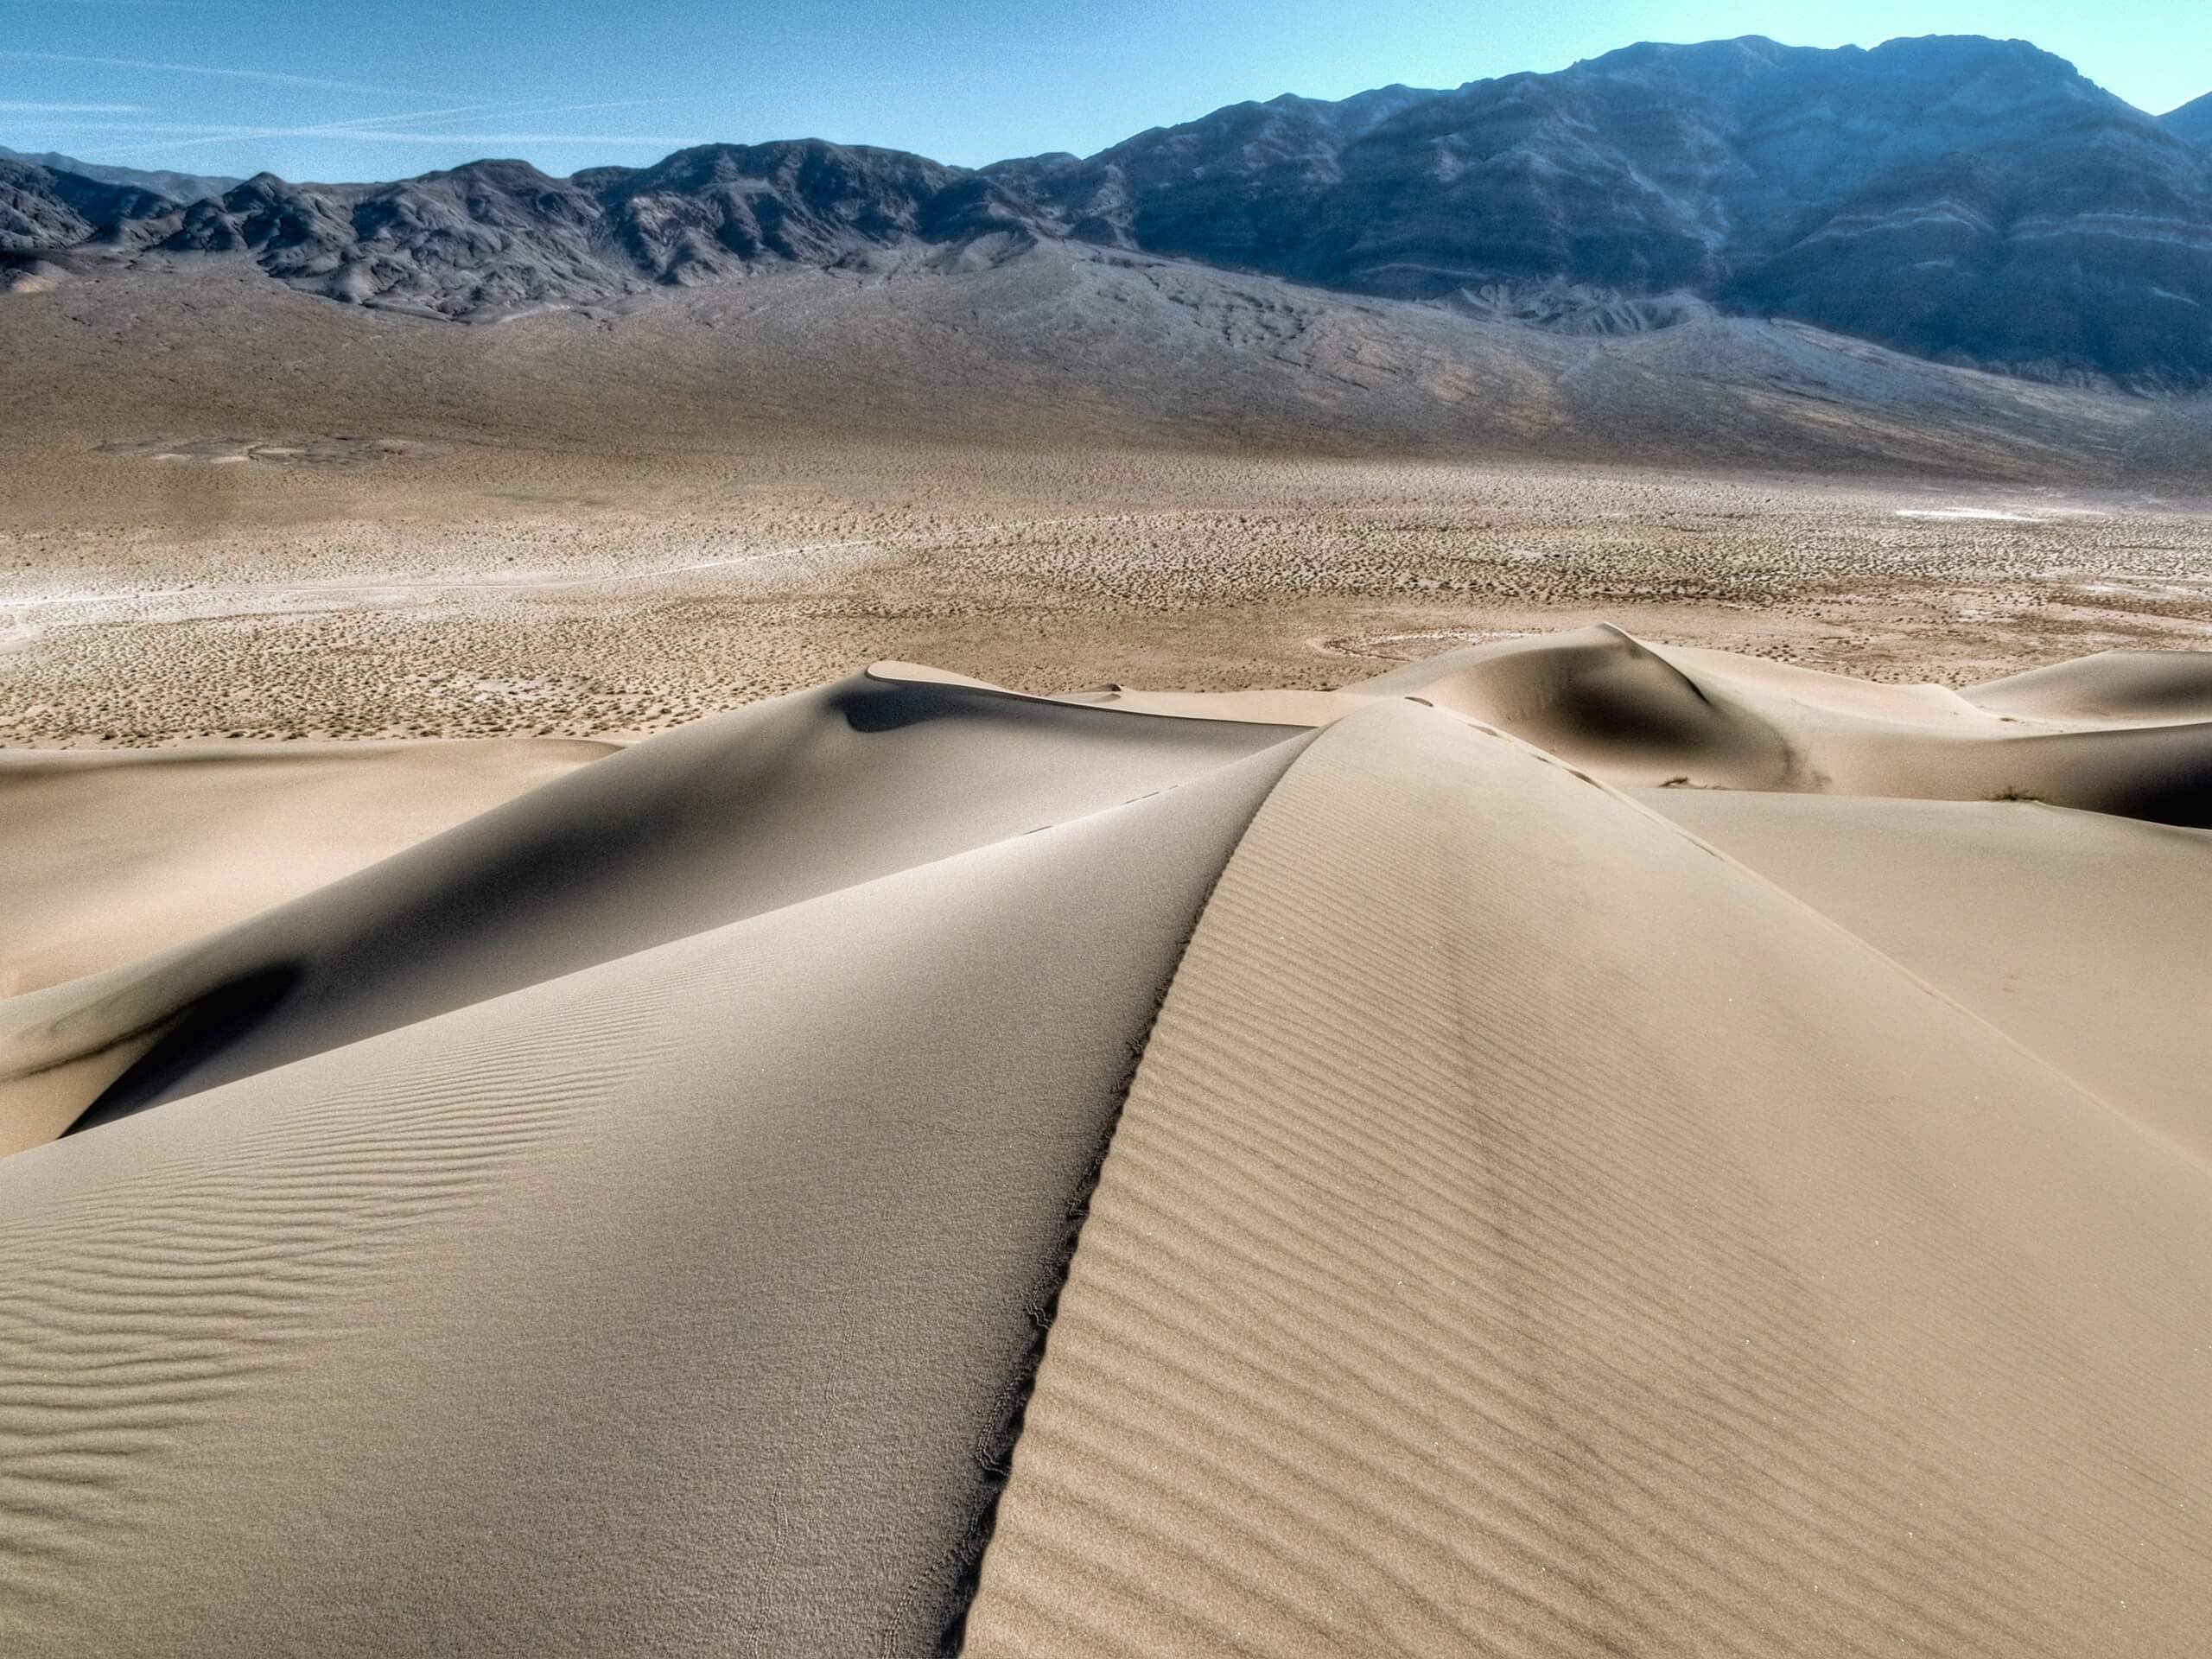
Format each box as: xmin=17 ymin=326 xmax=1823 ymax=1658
xmin=1173 ymin=624 xmax=2212 ymax=824
xmin=1643 ymin=789 xmax=2212 ymax=1157
xmin=3 ymin=634 xmax=2210 ymax=1652
xmin=963 ymin=698 xmax=2212 ymax=1656
xmin=0 ymin=738 xmax=1300 ymax=1655
xmin=0 ymin=739 xmax=611 ymax=1001
xmin=1084 ymin=625 xmax=2212 ymax=823
xmin=1964 ymin=648 xmax=2212 ymax=722
xmin=1365 ymin=624 xmax=1802 ymax=780
xmin=0 ymin=666 xmax=1294 ymax=1152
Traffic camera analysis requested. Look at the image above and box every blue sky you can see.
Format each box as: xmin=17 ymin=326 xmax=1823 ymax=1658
xmin=3 ymin=0 xmax=2207 ymax=182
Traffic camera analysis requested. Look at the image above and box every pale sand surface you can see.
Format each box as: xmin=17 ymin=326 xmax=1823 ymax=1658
xmin=962 ymin=698 xmax=2212 ymax=1656
xmin=1643 ymin=791 xmax=2212 ymax=1158
xmin=0 ymin=721 xmax=1305 ymax=1656
xmin=2 ymin=608 xmax=2209 ymax=1645
xmin=0 ymin=740 xmax=613 ymax=999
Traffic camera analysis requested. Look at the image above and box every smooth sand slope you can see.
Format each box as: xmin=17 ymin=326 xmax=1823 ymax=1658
xmin=0 ymin=668 xmax=1294 ymax=1154
xmin=2 ymin=634 xmax=2209 ymax=1654
xmin=0 ymin=740 xmax=612 ymax=1000
xmin=963 ymin=699 xmax=2212 ymax=1656
xmin=1967 ymin=649 xmax=2212 ymax=722
xmin=0 ymin=702 xmax=1306 ymax=1655
xmin=1643 ymin=790 xmax=2212 ymax=1159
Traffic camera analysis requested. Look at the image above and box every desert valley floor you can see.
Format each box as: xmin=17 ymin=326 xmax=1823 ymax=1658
xmin=6 ymin=253 xmax=2212 ymax=748
xmin=9 ymin=440 xmax=2212 ymax=747
xmin=3 ymin=257 xmax=2211 ymax=1655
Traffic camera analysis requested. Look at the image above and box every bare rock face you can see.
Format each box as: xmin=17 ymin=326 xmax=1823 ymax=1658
xmin=597 ymin=141 xmax=1037 ymax=281
xmin=157 ymin=164 xmax=644 ymax=315
xmin=1002 ymin=35 xmax=2212 ymax=389
xmin=1712 ymin=39 xmax=2212 ymax=391
xmin=985 ymin=85 xmax=1436 ymax=269
xmin=0 ymin=159 xmax=173 ymax=252
xmin=611 ymin=143 xmax=942 ymax=261
xmin=136 ymin=143 xmax=1044 ymax=315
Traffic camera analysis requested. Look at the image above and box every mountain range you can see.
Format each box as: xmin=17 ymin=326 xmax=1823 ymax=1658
xmin=6 ymin=34 xmax=2212 ymax=391
xmin=0 ymin=143 xmax=239 ymax=207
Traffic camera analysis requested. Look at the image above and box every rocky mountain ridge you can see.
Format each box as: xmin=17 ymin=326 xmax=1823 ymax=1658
xmin=6 ymin=34 xmax=2211 ymax=390
xmin=0 ymin=144 xmax=239 ymax=207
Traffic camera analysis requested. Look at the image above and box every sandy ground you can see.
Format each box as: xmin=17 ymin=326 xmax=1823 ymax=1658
xmin=0 ymin=741 xmax=614 ymax=998
xmin=3 ymin=252 xmax=2209 ymax=748
xmin=963 ymin=696 xmax=2212 ymax=1657
xmin=3 ymin=442 xmax=2210 ymax=747
xmin=3 ymin=253 xmax=2211 ymax=1654
xmin=0 ymin=695 xmax=1306 ymax=1653
xmin=2 ymin=638 xmax=2209 ymax=1654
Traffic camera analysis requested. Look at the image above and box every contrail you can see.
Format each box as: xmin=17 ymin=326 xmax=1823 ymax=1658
xmin=73 ymin=100 xmax=696 ymax=162
xmin=0 ymin=49 xmax=434 ymax=99
xmin=0 ymin=101 xmax=147 ymax=114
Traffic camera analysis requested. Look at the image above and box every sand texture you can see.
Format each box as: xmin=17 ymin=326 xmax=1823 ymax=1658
xmin=3 ymin=636 xmax=2209 ymax=1654
xmin=0 ymin=668 xmax=1295 ymax=1153
xmin=963 ymin=696 xmax=2212 ymax=1656
xmin=0 ymin=699 xmax=1306 ymax=1654
xmin=0 ymin=739 xmax=613 ymax=1000
xmin=1643 ymin=790 xmax=2212 ymax=1157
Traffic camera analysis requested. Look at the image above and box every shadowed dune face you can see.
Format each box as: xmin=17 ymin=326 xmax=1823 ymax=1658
xmin=0 ymin=670 xmax=1300 ymax=1152
xmin=1362 ymin=625 xmax=1802 ymax=786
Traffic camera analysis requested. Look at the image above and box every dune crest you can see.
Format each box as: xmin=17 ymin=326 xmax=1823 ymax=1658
xmin=963 ymin=698 xmax=2212 ymax=1656
xmin=0 ymin=719 xmax=1305 ymax=1654
xmin=0 ymin=668 xmax=1295 ymax=1154
xmin=1092 ymin=627 xmax=2212 ymax=824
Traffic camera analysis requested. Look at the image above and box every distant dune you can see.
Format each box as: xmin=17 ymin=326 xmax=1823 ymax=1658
xmin=3 ymin=638 xmax=2209 ymax=1652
